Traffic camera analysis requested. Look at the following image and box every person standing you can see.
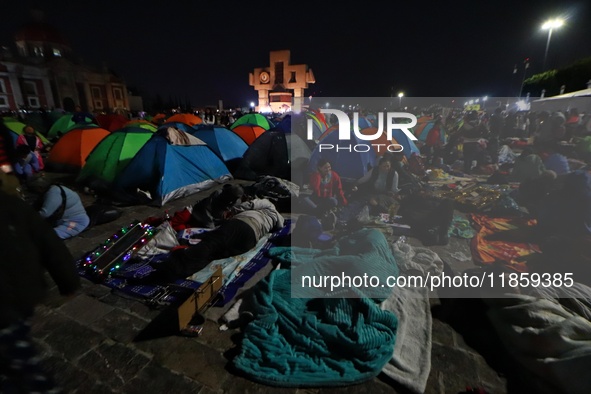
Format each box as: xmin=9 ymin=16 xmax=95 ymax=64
xmin=0 ymin=189 xmax=80 ymax=393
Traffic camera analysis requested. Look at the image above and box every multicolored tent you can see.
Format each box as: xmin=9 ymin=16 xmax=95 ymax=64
xmin=231 ymin=124 xmax=267 ymax=144
xmin=47 ymin=114 xmax=75 ymax=138
xmin=165 ymin=113 xmax=202 ymax=126
xmin=113 ymin=132 xmax=231 ymax=206
xmin=2 ymin=117 xmax=49 ymax=145
xmin=231 ymin=113 xmax=274 ymax=130
xmin=77 ymin=127 xmax=154 ymax=186
xmin=123 ymin=119 xmax=157 ymax=132
xmin=413 ymin=120 xmax=447 ymax=144
xmin=46 ymin=126 xmax=110 ymax=172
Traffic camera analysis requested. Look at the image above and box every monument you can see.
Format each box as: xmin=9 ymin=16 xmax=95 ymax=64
xmin=249 ymin=50 xmax=315 ymax=113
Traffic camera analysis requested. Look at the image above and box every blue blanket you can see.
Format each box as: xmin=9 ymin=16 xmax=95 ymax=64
xmin=233 ymin=228 xmax=399 ymax=387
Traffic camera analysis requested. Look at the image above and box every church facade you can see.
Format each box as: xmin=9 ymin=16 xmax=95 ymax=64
xmin=0 ymin=15 xmax=129 ymax=114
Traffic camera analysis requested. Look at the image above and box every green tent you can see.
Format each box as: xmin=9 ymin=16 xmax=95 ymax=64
xmin=230 ymin=113 xmax=274 ymax=130
xmin=2 ymin=117 xmax=49 ymax=145
xmin=77 ymin=127 xmax=154 ymax=186
xmin=47 ymin=114 xmax=76 ymax=139
xmin=123 ymin=120 xmax=157 ymax=132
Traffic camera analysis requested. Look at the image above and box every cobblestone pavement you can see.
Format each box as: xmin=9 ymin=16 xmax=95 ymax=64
xmin=28 ymin=175 xmax=524 ymax=393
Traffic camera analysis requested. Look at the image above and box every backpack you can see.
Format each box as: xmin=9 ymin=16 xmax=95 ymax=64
xmin=85 ymin=203 xmax=122 ymax=227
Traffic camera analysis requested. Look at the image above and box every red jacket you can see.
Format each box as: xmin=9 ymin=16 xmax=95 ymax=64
xmin=309 ymin=170 xmax=347 ymax=205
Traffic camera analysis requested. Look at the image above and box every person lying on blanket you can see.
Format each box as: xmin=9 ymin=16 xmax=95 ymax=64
xmin=142 ymin=197 xmax=285 ymax=283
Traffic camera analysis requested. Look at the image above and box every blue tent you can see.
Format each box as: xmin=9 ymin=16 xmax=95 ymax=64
xmin=273 ymin=115 xmax=292 ymax=133
xmin=113 ymin=133 xmax=232 ymax=206
xmin=190 ymin=125 xmax=248 ymax=162
xmin=308 ymin=130 xmax=377 ymax=181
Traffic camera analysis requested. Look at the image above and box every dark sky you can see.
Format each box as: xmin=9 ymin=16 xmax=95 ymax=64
xmin=2 ymin=0 xmax=590 ymax=107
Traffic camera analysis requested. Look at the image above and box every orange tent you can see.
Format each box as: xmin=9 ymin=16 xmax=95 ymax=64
xmin=166 ymin=113 xmax=202 ymax=126
xmin=46 ymin=126 xmax=110 ymax=172
xmin=231 ymin=124 xmax=266 ymax=145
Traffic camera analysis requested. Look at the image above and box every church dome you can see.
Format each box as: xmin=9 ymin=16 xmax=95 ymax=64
xmin=15 ymin=22 xmax=69 ymax=46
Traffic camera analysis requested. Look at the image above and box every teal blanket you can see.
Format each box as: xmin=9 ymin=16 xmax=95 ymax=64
xmin=233 ymin=228 xmax=399 ymax=387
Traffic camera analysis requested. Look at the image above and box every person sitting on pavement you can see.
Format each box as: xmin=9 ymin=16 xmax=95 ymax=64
xmin=302 ymin=158 xmax=347 ymax=230
xmin=27 ymin=175 xmax=90 ymax=239
xmin=13 ymin=145 xmax=40 ymax=183
xmin=351 ymin=157 xmax=399 ymax=215
xmin=144 ymin=196 xmax=285 ymax=283
xmin=508 ymin=147 xmax=546 ymax=183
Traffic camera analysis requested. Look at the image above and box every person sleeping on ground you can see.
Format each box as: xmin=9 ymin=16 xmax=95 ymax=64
xmin=140 ymin=196 xmax=285 ymax=283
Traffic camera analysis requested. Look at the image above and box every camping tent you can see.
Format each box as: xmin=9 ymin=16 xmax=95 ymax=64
xmin=46 ymin=126 xmax=110 ymax=172
xmin=165 ymin=113 xmax=203 ymax=126
xmin=231 ymin=113 xmax=274 ymax=130
xmin=413 ymin=120 xmax=447 ymax=144
xmin=77 ymin=127 xmax=154 ymax=187
xmin=308 ymin=129 xmax=378 ymax=181
xmin=113 ymin=132 xmax=232 ymax=206
xmin=123 ymin=119 xmax=157 ymax=132
xmin=234 ymin=130 xmax=311 ymax=185
xmin=231 ymin=124 xmax=267 ymax=144
xmin=96 ymin=114 xmax=129 ymax=132
xmin=190 ymin=125 xmax=248 ymax=164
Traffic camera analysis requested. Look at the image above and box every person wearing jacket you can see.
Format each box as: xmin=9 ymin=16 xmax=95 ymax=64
xmin=0 ymin=189 xmax=80 ymax=392
xmin=144 ymin=197 xmax=284 ymax=282
xmin=27 ymin=176 xmax=90 ymax=239
xmin=352 ymin=157 xmax=399 ymax=215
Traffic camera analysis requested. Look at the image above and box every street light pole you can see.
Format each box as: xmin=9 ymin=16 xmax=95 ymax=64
xmin=541 ymin=18 xmax=564 ymax=70
xmin=398 ymin=92 xmax=404 ymax=108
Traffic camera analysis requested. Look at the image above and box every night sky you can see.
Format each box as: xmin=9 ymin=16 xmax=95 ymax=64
xmin=2 ymin=0 xmax=590 ymax=108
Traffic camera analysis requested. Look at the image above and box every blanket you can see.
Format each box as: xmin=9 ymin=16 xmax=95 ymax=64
xmin=470 ymin=214 xmax=540 ymax=272
xmin=485 ymin=284 xmax=591 ymax=394
xmin=379 ymin=241 xmax=442 ymax=393
xmin=232 ymin=228 xmax=399 ymax=387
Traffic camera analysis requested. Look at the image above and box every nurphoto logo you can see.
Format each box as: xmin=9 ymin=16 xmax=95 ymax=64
xmin=308 ymin=109 xmax=418 ymax=153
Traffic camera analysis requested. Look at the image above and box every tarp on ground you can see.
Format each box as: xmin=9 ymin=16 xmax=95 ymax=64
xmin=77 ymin=127 xmax=154 ymax=187
xmin=113 ymin=132 xmax=232 ymax=206
xmin=231 ymin=113 xmax=274 ymax=130
xmin=46 ymin=126 xmax=110 ymax=172
xmin=234 ymin=130 xmax=311 ymax=183
xmin=309 ymin=128 xmax=378 ymax=180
